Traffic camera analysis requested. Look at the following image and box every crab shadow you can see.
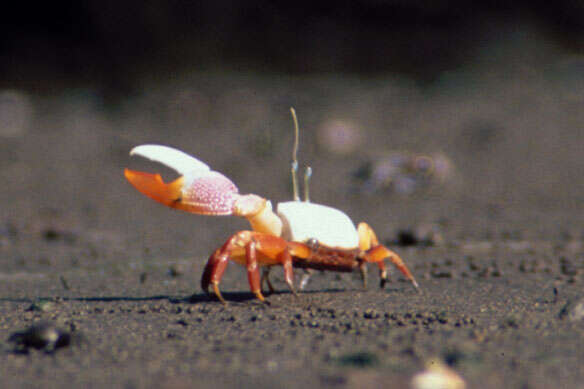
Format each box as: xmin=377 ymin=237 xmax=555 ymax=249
xmin=0 ymin=286 xmax=408 ymax=306
xmin=186 ymin=288 xmax=355 ymax=304
xmin=187 ymin=286 xmax=408 ymax=304
xmin=0 ymin=292 xmax=287 ymax=305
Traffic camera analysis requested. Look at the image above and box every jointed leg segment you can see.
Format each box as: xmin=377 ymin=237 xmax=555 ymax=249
xmin=201 ymin=250 xmax=230 ymax=304
xmin=201 ymin=231 xmax=296 ymax=303
xmin=245 ymin=240 xmax=264 ymax=302
xmin=358 ymin=222 xmax=419 ymax=290
xmin=261 ymin=268 xmax=276 ymax=294
xmin=201 ymin=223 xmax=417 ymax=303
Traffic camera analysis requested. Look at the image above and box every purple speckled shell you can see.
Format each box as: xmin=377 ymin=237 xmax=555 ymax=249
xmin=182 ymin=171 xmax=239 ymax=215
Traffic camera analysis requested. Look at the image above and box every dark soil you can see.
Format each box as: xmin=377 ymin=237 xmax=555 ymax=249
xmin=1 ymin=56 xmax=584 ymax=387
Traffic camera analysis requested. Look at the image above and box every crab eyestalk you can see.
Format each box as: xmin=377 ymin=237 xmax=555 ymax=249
xmin=289 ymin=107 xmax=313 ymax=203
xmin=290 ymin=107 xmax=301 ymax=202
xmin=303 ymin=166 xmax=312 ymax=202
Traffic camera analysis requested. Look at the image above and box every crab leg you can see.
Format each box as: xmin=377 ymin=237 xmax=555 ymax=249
xmin=359 ymin=262 xmax=368 ymax=288
xmin=278 ymin=250 xmax=297 ymax=296
xmin=261 ymin=257 xmax=298 ymax=295
xmin=358 ymin=222 xmax=419 ymax=289
xmin=298 ymin=269 xmax=314 ymax=290
xmin=245 ymin=240 xmax=265 ymax=301
xmin=364 ymin=245 xmax=418 ymax=289
xmin=200 ymin=247 xmax=231 ymax=304
xmin=201 ymin=231 xmax=297 ymax=303
xmin=260 ymin=268 xmax=276 ymax=294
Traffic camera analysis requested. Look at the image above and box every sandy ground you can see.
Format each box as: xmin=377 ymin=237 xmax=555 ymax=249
xmin=1 ymin=54 xmax=584 ymax=388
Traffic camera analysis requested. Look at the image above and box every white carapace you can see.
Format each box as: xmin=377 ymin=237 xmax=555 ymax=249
xmin=277 ymin=201 xmax=359 ymax=250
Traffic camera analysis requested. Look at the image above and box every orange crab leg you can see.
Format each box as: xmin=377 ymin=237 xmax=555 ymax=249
xmin=364 ymin=245 xmax=418 ymax=289
xmin=245 ymin=240 xmax=264 ymax=301
xmin=200 ymin=231 xmax=297 ymax=303
xmin=358 ymin=222 xmax=419 ymax=289
xmin=358 ymin=222 xmax=378 ymax=250
xmin=200 ymin=248 xmax=231 ymax=303
xmin=278 ymin=250 xmax=297 ymax=296
xmin=260 ymin=242 xmax=309 ymax=294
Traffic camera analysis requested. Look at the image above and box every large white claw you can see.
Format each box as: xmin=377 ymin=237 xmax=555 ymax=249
xmin=130 ymin=144 xmax=210 ymax=176
xmin=126 ymin=144 xmax=282 ymax=232
xmin=127 ymin=144 xmax=241 ymax=215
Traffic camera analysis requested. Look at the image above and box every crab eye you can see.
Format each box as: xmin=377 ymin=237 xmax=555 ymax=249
xmin=306 ymin=238 xmax=319 ymax=249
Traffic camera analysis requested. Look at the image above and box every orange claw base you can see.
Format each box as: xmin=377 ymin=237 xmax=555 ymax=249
xmin=124 ymin=169 xmax=184 ymax=208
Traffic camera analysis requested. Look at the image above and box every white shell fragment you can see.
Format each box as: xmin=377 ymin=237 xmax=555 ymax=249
xmin=411 ymin=359 xmax=466 ymax=389
xmin=277 ymin=202 xmax=359 ymax=249
xmin=130 ymin=145 xmax=210 ymax=176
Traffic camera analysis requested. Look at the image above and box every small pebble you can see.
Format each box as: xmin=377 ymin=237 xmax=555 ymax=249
xmin=8 ymin=322 xmax=72 ymax=353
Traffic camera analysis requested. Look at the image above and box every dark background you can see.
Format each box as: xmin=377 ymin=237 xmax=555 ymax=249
xmin=2 ymin=1 xmax=584 ymax=91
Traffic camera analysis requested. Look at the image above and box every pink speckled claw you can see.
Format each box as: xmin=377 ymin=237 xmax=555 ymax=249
xmin=125 ymin=145 xmax=240 ymax=215
xmin=124 ymin=168 xmax=240 ymax=215
xmin=125 ymin=144 xmax=283 ymax=235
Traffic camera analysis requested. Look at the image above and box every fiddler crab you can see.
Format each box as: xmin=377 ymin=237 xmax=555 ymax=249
xmin=124 ymin=108 xmax=418 ymax=303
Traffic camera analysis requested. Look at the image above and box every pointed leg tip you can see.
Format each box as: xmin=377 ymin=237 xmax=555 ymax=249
xmin=212 ymin=282 xmax=227 ymax=304
xmin=412 ymin=279 xmax=420 ymax=292
xmin=254 ymin=291 xmax=266 ymax=302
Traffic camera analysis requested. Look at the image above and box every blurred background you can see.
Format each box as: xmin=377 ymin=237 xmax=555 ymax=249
xmin=1 ymin=1 xmax=584 ymax=264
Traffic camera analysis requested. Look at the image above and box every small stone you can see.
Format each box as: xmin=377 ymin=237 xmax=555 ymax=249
xmin=363 ymin=309 xmax=380 ymax=319
xmin=168 ymin=264 xmax=185 ymax=277
xmin=26 ymin=300 xmax=56 ymax=312
xmin=8 ymin=322 xmax=72 ymax=353
xmin=559 ymin=298 xmax=584 ymax=322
